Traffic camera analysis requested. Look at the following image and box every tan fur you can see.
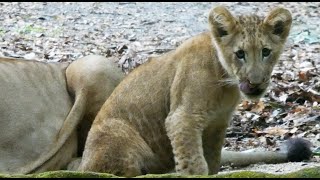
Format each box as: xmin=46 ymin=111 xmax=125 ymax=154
xmin=79 ymin=6 xmax=292 ymax=177
xmin=66 ymin=55 xmax=125 ymax=156
xmin=0 ymin=55 xmax=124 ymax=174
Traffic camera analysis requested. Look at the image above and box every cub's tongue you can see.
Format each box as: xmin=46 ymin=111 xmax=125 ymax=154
xmin=239 ymin=80 xmax=258 ymax=95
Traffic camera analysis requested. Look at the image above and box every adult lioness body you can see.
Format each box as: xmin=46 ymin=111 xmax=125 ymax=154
xmin=0 ymin=55 xmax=124 ymax=174
xmin=79 ymin=6 xmax=302 ymax=176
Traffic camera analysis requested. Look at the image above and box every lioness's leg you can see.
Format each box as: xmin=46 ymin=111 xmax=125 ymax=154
xmin=67 ymin=157 xmax=82 ymax=171
xmin=32 ymin=131 xmax=78 ymax=173
xmin=79 ymin=118 xmax=161 ymax=177
xmin=202 ymin=122 xmax=229 ymax=174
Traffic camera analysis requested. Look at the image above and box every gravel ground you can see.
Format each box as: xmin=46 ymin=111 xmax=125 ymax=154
xmin=0 ymin=2 xmax=319 ymax=175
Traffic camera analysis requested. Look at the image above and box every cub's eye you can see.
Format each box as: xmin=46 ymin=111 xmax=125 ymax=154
xmin=235 ymin=50 xmax=245 ymax=60
xmin=262 ymin=48 xmax=271 ymax=57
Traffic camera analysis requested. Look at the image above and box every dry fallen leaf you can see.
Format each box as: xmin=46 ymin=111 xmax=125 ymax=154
xmin=263 ymin=126 xmax=289 ymax=136
xmin=251 ymin=101 xmax=265 ymax=113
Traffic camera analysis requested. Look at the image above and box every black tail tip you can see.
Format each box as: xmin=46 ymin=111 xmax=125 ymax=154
xmin=285 ymin=138 xmax=313 ymax=162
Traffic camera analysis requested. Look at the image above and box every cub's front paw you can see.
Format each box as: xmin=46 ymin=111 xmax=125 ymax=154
xmin=175 ymin=156 xmax=208 ymax=175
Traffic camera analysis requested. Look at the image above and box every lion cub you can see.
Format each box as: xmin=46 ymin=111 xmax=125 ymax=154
xmin=79 ymin=6 xmax=292 ymax=176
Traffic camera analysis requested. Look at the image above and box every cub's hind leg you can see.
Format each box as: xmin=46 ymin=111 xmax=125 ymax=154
xmin=78 ymin=118 xmax=163 ymax=177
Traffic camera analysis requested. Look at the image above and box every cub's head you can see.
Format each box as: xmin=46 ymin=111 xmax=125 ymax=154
xmin=208 ymin=6 xmax=292 ymax=100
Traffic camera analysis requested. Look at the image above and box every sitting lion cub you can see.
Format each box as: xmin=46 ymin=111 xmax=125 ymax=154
xmin=79 ymin=6 xmax=298 ymax=176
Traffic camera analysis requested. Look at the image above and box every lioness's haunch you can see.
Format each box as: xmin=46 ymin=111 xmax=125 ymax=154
xmin=0 ymin=55 xmax=124 ymax=174
xmin=78 ymin=6 xmax=312 ymax=177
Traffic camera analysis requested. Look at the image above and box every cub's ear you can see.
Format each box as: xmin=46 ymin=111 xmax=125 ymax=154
xmin=208 ymin=6 xmax=237 ymax=41
xmin=263 ymin=7 xmax=292 ymax=41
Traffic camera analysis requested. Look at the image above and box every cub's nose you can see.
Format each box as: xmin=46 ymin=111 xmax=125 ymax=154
xmin=247 ymin=75 xmax=267 ymax=86
xmin=248 ymin=80 xmax=259 ymax=87
xmin=248 ymin=78 xmax=266 ymax=86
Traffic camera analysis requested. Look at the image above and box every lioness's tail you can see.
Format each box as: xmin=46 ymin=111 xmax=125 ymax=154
xmin=221 ymin=138 xmax=313 ymax=167
xmin=18 ymin=89 xmax=87 ymax=174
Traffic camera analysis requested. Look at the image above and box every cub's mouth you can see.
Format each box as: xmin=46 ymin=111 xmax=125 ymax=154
xmin=239 ymin=80 xmax=266 ymax=99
